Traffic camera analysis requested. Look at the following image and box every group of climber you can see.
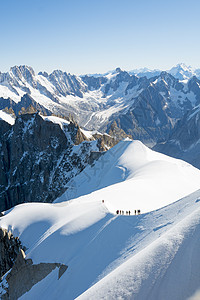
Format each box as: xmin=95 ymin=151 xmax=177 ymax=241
xmin=116 ymin=209 xmax=141 ymax=215
xmin=101 ymin=200 xmax=141 ymax=216
xmin=116 ymin=210 xmax=130 ymax=215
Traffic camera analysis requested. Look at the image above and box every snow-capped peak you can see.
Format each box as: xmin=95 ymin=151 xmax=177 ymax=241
xmin=168 ymin=63 xmax=196 ymax=81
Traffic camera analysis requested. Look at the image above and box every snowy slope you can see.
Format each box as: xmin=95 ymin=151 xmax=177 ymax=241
xmin=1 ymin=189 xmax=200 ymax=299
xmin=168 ymin=63 xmax=196 ymax=81
xmin=0 ymin=110 xmax=15 ymax=125
xmin=0 ymin=141 xmax=200 ymax=299
xmin=78 ymin=190 xmax=200 ymax=300
xmin=56 ymin=139 xmax=200 ymax=214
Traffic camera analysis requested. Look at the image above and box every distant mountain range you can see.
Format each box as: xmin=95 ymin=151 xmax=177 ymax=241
xmin=1 ymin=63 xmax=200 ymax=169
xmin=130 ymin=63 xmax=200 ymax=80
xmin=89 ymin=63 xmax=200 ymax=81
xmin=0 ymin=64 xmax=200 ymax=143
xmin=1 ymin=65 xmax=200 ymax=299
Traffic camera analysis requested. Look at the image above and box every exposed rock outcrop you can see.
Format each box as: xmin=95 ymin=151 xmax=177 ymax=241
xmin=0 ymin=113 xmax=104 ymax=212
xmin=154 ymin=105 xmax=200 ymax=168
xmin=0 ymin=228 xmax=22 ymax=278
xmin=1 ymin=249 xmax=68 ymax=300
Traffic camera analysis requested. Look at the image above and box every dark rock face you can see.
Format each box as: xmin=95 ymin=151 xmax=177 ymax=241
xmin=104 ymin=84 xmax=174 ymax=146
xmin=104 ymin=70 xmax=136 ymax=95
xmin=0 ymin=113 xmax=105 ymax=212
xmin=48 ymin=70 xmax=87 ymax=98
xmin=188 ymin=76 xmax=200 ymax=105
xmin=100 ymin=73 xmax=200 ymax=145
xmin=0 ymin=248 xmax=68 ymax=300
xmin=0 ymin=228 xmax=22 ymax=278
xmin=81 ymin=75 xmax=108 ymax=90
xmin=0 ymin=94 xmax=53 ymax=117
xmin=154 ymin=106 xmax=200 ymax=168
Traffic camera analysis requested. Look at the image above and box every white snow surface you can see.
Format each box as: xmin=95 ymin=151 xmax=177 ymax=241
xmin=0 ymin=141 xmax=200 ymax=300
xmin=0 ymin=110 xmax=15 ymax=125
xmin=56 ymin=140 xmax=200 ymax=214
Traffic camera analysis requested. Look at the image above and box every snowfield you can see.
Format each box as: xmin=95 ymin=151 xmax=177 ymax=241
xmin=56 ymin=139 xmax=200 ymax=214
xmin=0 ymin=140 xmax=200 ymax=299
xmin=0 ymin=110 xmax=15 ymax=125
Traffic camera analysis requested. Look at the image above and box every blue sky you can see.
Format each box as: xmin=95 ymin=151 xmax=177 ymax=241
xmin=1 ymin=0 xmax=200 ymax=74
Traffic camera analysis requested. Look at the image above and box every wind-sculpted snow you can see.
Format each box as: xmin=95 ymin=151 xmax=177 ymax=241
xmin=1 ymin=189 xmax=200 ymax=299
xmin=56 ymin=140 xmax=200 ymax=214
xmin=0 ymin=141 xmax=200 ymax=299
xmin=77 ymin=191 xmax=200 ymax=300
xmin=0 ymin=110 xmax=15 ymax=125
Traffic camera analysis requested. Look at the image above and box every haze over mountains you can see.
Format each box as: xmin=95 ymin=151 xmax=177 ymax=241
xmin=130 ymin=63 xmax=200 ymax=80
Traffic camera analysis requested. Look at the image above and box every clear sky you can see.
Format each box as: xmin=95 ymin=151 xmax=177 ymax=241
xmin=1 ymin=0 xmax=200 ymax=74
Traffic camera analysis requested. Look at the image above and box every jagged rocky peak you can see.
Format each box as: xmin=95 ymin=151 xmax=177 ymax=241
xmin=0 ymin=227 xmax=23 ymax=278
xmin=67 ymin=120 xmax=89 ymax=145
xmin=14 ymin=113 xmax=68 ymax=151
xmin=188 ymin=76 xmax=200 ymax=92
xmin=38 ymin=71 xmax=49 ymax=77
xmin=0 ymin=113 xmax=110 ymax=211
xmin=9 ymin=65 xmax=36 ymax=88
xmin=0 ymin=242 xmax=68 ymax=299
xmin=115 ymin=67 xmax=122 ymax=73
xmin=153 ymin=71 xmax=184 ymax=93
xmin=159 ymin=71 xmax=177 ymax=85
xmin=0 ymin=119 xmax=12 ymax=135
xmin=81 ymin=75 xmax=107 ymax=90
xmin=172 ymin=106 xmax=200 ymax=150
xmin=0 ymin=65 xmax=33 ymax=84
xmin=169 ymin=63 xmax=195 ymax=80
xmin=114 ymin=68 xmax=132 ymax=81
xmin=104 ymin=68 xmax=138 ymax=95
xmin=1 ymin=64 xmax=200 ymax=146
xmin=48 ymin=70 xmax=88 ymax=98
xmin=108 ymin=120 xmax=132 ymax=142
xmin=10 ymin=65 xmax=35 ymax=79
xmin=153 ymin=105 xmax=200 ymax=168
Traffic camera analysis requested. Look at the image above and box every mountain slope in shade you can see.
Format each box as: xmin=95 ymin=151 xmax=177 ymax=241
xmin=154 ymin=105 xmax=200 ymax=168
xmin=0 ymin=142 xmax=200 ymax=299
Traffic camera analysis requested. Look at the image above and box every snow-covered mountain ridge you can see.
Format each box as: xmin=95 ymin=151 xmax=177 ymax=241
xmin=56 ymin=139 xmax=200 ymax=214
xmin=1 ymin=64 xmax=200 ymax=145
xmin=0 ymin=140 xmax=200 ymax=299
xmin=131 ymin=63 xmax=200 ymax=80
